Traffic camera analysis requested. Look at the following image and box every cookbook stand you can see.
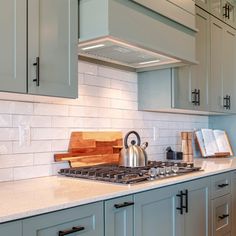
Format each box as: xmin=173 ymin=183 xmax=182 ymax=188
xmin=54 ymin=131 xmax=123 ymax=167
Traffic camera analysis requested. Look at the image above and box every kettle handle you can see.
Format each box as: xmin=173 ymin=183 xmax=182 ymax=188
xmin=124 ymin=131 xmax=141 ymax=148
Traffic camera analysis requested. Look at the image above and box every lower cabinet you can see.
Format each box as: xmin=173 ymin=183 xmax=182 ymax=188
xmin=211 ymin=195 xmax=232 ymax=236
xmin=23 ymin=201 xmax=103 ymax=236
xmin=134 ymin=177 xmax=210 ymax=236
xmin=134 ymin=184 xmax=177 ymax=236
xmin=0 ymin=221 xmax=22 ymax=236
xmin=231 ymin=171 xmax=236 ymax=236
xmin=105 ymin=195 xmax=134 ymax=236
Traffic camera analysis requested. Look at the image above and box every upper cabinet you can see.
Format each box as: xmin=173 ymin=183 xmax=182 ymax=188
xmin=0 ymin=0 xmax=27 ymax=93
xmin=209 ymin=16 xmax=236 ymax=113
xmin=195 ymin=0 xmax=210 ymax=11
xmin=210 ymin=0 xmax=236 ymax=28
xmin=28 ymin=0 xmax=78 ymax=98
xmin=173 ymin=7 xmax=210 ymax=112
xmin=138 ymin=7 xmax=210 ymax=114
xmin=138 ymin=4 xmax=236 ymax=114
xmin=0 ymin=0 xmax=78 ymax=98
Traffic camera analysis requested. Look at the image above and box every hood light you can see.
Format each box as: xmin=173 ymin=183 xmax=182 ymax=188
xmin=139 ymin=59 xmax=161 ymax=65
xmin=81 ymin=44 xmax=105 ymax=51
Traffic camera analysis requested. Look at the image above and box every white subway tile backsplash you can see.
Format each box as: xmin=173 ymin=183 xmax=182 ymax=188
xmin=34 ymin=103 xmax=68 ymax=116
xmin=13 ymin=165 xmax=52 ymax=180
xmin=83 ymin=74 xmax=111 ymax=88
xmin=13 ymin=115 xmax=52 ymax=128
xmin=12 ymin=140 xmax=51 ymax=153
xmin=0 ymin=154 xmax=34 ymax=168
xmin=0 ymin=115 xmax=12 ymax=127
xmin=0 ymin=168 xmax=13 ymax=182
xmin=34 ymin=153 xmax=54 ymax=165
xmin=31 ymin=128 xmax=69 ymax=140
xmin=0 ymin=101 xmax=33 ymax=114
xmin=0 ymin=61 xmax=208 ymax=181
xmin=0 ymin=128 xmax=18 ymax=141
xmin=0 ymin=142 xmax=12 ymax=154
xmin=79 ymin=61 xmax=98 ymax=75
xmin=51 ymin=140 xmax=69 ymax=152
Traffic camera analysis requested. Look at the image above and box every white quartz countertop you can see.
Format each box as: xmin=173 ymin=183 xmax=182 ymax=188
xmin=1 ymin=158 xmax=236 ymax=224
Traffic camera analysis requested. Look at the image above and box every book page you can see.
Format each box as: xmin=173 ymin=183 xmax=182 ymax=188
xmin=195 ymin=130 xmax=207 ymax=157
xmin=213 ymin=130 xmax=233 ymax=155
xmin=201 ymin=129 xmax=219 ymax=156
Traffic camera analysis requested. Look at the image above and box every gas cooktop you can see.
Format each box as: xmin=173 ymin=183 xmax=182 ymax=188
xmin=58 ymin=161 xmax=202 ymax=184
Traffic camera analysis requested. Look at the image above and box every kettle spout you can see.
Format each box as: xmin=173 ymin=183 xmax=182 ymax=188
xmin=141 ymin=142 xmax=148 ymax=150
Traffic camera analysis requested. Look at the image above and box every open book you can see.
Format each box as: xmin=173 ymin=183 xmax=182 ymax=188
xmin=195 ymin=129 xmax=233 ymax=157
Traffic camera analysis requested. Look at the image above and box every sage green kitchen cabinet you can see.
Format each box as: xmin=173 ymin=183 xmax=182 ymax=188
xmin=0 ymin=0 xmax=78 ymax=98
xmin=195 ymin=0 xmax=210 ymax=11
xmin=134 ymin=177 xmax=210 ymax=236
xmin=211 ymin=0 xmax=236 ymax=28
xmin=0 ymin=221 xmax=22 ymax=236
xmin=173 ymin=7 xmax=210 ymax=112
xmin=105 ymin=195 xmax=134 ymax=236
xmin=28 ymin=0 xmax=78 ymax=98
xmin=22 ymin=202 xmax=103 ymax=236
xmin=210 ymin=16 xmax=236 ymax=113
xmin=134 ymin=183 xmax=178 ymax=236
xmin=211 ymin=194 xmax=232 ymax=236
xmin=175 ymin=178 xmax=210 ymax=236
xmin=0 ymin=0 xmax=27 ymax=93
xmin=231 ymin=171 xmax=236 ymax=236
xmin=138 ymin=7 xmax=209 ymax=114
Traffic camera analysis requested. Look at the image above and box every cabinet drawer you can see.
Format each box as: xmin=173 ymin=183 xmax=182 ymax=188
xmin=23 ymin=202 xmax=103 ymax=236
xmin=211 ymin=173 xmax=231 ymax=198
xmin=212 ymin=194 xmax=231 ymax=236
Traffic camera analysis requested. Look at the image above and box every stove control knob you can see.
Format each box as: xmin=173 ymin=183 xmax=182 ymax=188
xmin=148 ymin=168 xmax=157 ymax=178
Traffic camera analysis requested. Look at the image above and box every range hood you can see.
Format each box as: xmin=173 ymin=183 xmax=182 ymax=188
xmin=79 ymin=37 xmax=180 ymax=69
xmin=79 ymin=0 xmax=197 ymax=71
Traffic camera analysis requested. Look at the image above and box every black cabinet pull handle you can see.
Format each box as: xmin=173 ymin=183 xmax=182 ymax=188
xmin=176 ymin=191 xmax=183 ymax=215
xmin=218 ymin=183 xmax=229 ymax=188
xmin=114 ymin=201 xmax=134 ymax=209
xmin=223 ymin=4 xmax=229 ymax=18
xmin=33 ymin=57 xmax=40 ymax=86
xmin=223 ymin=95 xmax=230 ymax=109
xmin=182 ymin=189 xmax=188 ymax=213
xmin=58 ymin=226 xmax=85 ymax=236
xmin=218 ymin=214 xmax=229 ymax=220
xmin=196 ymin=89 xmax=200 ymax=106
xmin=228 ymin=95 xmax=231 ymax=110
xmin=192 ymin=89 xmax=197 ymax=105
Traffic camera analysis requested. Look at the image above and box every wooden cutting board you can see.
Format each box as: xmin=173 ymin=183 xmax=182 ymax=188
xmin=54 ymin=132 xmax=123 ymax=167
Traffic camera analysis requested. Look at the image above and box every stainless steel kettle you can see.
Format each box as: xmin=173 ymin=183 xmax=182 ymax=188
xmin=119 ymin=131 xmax=148 ymax=167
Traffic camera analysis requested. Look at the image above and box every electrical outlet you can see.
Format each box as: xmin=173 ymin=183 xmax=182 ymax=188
xmin=19 ymin=124 xmax=31 ymax=146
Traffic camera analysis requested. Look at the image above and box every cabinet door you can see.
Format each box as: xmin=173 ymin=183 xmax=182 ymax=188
xmin=173 ymin=7 xmax=209 ymax=111
xmin=212 ymin=194 xmax=232 ymax=236
xmin=211 ymin=0 xmax=224 ymax=20
xmin=23 ymin=202 xmax=104 ymax=236
xmin=222 ymin=25 xmax=236 ymax=113
xmin=195 ymin=0 xmax=210 ymax=11
xmin=176 ymin=177 xmax=210 ymax=236
xmin=231 ymin=171 xmax=236 ymax=236
xmin=0 ymin=0 xmax=27 ymax=93
xmin=134 ymin=184 xmax=179 ymax=236
xmin=105 ymin=195 xmax=134 ymax=236
xmin=28 ymin=0 xmax=78 ymax=98
xmin=210 ymin=16 xmax=224 ymax=112
xmin=0 ymin=221 xmax=22 ymax=236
